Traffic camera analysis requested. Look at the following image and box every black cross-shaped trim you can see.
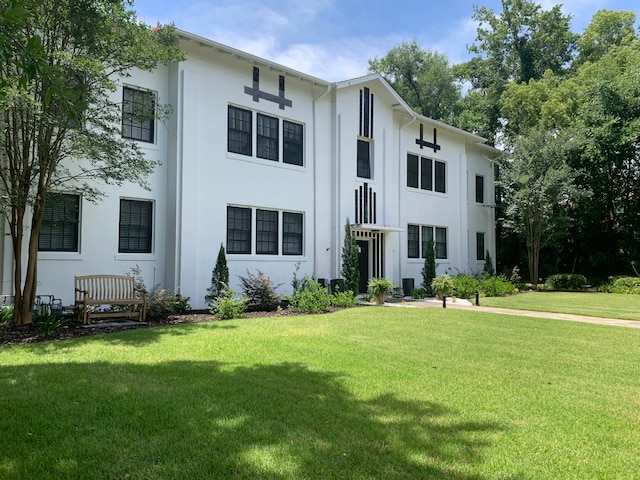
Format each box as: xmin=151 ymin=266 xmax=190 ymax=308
xmin=416 ymin=124 xmax=441 ymax=153
xmin=244 ymin=66 xmax=292 ymax=110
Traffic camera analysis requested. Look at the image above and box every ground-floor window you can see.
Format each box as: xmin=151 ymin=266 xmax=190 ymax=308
xmin=119 ymin=199 xmax=153 ymax=254
xmin=39 ymin=193 xmax=80 ymax=252
xmin=407 ymin=223 xmax=447 ymax=260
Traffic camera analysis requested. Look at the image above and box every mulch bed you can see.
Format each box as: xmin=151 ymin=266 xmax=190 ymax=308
xmin=0 ymin=307 xmax=341 ymax=347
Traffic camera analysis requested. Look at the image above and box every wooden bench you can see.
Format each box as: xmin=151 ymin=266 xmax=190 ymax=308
xmin=74 ymin=275 xmax=147 ymax=324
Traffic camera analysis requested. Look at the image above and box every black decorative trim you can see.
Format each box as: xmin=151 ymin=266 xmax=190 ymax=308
xmin=416 ymin=124 xmax=441 ymax=153
xmin=359 ymin=88 xmax=374 ymax=139
xmin=244 ymin=66 xmax=292 ymax=110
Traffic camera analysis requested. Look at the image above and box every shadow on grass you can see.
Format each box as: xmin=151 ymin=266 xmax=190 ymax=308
xmin=0 ymin=361 xmax=515 ymax=479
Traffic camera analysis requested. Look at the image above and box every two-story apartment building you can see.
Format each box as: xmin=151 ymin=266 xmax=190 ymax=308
xmin=0 ymin=29 xmax=499 ymax=310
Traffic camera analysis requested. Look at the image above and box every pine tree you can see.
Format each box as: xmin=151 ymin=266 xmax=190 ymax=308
xmin=206 ymin=244 xmax=229 ymax=301
xmin=421 ymin=238 xmax=436 ymax=296
xmin=483 ymin=250 xmax=495 ymax=277
xmin=341 ymin=219 xmax=360 ymax=294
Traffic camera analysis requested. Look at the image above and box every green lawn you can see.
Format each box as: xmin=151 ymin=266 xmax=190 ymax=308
xmin=1 ymin=307 xmax=639 ymax=479
xmin=480 ymin=291 xmax=640 ymax=321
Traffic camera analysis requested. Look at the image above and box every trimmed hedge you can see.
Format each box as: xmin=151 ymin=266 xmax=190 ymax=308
xmin=546 ymin=273 xmax=587 ymax=291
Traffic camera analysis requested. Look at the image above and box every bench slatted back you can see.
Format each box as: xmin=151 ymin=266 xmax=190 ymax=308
xmin=75 ymin=275 xmax=137 ymax=302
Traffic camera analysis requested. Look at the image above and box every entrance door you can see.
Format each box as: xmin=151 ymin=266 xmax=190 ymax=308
xmin=357 ymin=240 xmax=369 ymax=293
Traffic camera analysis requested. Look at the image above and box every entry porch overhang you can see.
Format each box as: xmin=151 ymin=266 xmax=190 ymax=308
xmin=351 ymin=223 xmax=404 ymax=233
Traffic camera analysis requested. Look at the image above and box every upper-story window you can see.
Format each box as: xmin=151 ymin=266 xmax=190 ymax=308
xmin=475 ymin=175 xmax=485 ymax=203
xmin=407 ymin=153 xmax=446 ymax=193
xmin=122 ymin=86 xmax=155 ymax=143
xmin=38 ymin=193 xmax=80 ymax=252
xmin=357 ymin=139 xmax=372 ymax=179
xmin=228 ymin=105 xmax=304 ymax=166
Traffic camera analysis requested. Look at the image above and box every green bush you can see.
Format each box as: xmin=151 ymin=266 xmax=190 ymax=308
xmin=0 ymin=305 xmax=14 ymax=323
xmin=239 ymin=270 xmax=283 ymax=311
xmin=210 ymin=288 xmax=247 ymax=319
xmin=546 ymin=273 xmax=587 ymax=290
xmin=431 ymin=273 xmax=454 ymax=298
xmin=288 ymin=278 xmax=330 ymax=313
xmin=368 ymin=278 xmax=394 ymax=304
xmin=599 ymin=276 xmax=640 ymax=295
xmin=410 ymin=287 xmax=428 ymax=299
xmin=451 ymin=275 xmax=479 ymax=299
xmin=479 ymin=275 xmax=517 ymax=297
xmin=330 ymin=289 xmax=357 ymax=308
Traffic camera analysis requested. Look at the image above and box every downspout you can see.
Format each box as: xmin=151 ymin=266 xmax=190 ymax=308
xmin=312 ymin=84 xmax=332 ymax=279
xmin=397 ymin=111 xmax=417 ymax=283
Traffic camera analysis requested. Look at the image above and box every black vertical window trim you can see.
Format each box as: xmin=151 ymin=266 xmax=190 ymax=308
xmin=407 ymin=154 xmax=418 ymax=188
xmin=407 ymin=224 xmax=420 ymax=259
xmin=283 ymin=120 xmax=304 ymax=166
xmin=370 ymin=93 xmax=374 ymax=139
xmin=357 ymin=139 xmax=371 ymax=179
xmin=359 ymin=90 xmax=363 ymax=137
xmin=39 ymin=193 xmax=80 ymax=252
xmin=256 ymin=209 xmax=278 ymax=255
xmin=228 ymin=105 xmax=252 ymax=156
xmin=363 ymin=87 xmax=370 ymax=138
xmin=435 ymin=161 xmax=446 ymax=193
xmin=475 ymin=175 xmax=484 ymax=203
xmin=119 ymin=199 xmax=153 ymax=254
xmin=227 ymin=206 xmax=252 ymax=254
xmin=421 ymin=157 xmax=432 ymax=191
xmin=257 ymin=113 xmax=279 ymax=161
xmin=476 ymin=232 xmax=485 ymax=261
xmin=435 ymin=227 xmax=447 ymax=259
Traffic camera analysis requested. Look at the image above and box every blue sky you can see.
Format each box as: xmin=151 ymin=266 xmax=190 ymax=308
xmin=131 ymin=0 xmax=639 ymax=81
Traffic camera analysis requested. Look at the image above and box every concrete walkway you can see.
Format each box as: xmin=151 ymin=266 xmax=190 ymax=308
xmin=384 ymin=298 xmax=640 ymax=329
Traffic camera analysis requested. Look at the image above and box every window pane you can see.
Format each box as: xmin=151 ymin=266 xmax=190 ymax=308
xmin=283 ymin=212 xmax=303 ymax=255
xmin=476 ymin=232 xmax=485 ymax=261
xmin=39 ymin=193 xmax=79 ymax=252
xmin=407 ymin=154 xmax=418 ymax=188
xmin=357 ymin=139 xmax=371 ymax=178
xmin=227 ymin=206 xmax=252 ymax=254
xmin=475 ymin=175 xmax=484 ymax=203
xmin=435 ymin=161 xmax=446 ymax=193
xmin=407 ymin=224 xmax=419 ymax=258
xmin=257 ymin=113 xmax=279 ymax=161
xmin=256 ymin=209 xmax=278 ymax=255
xmin=122 ymin=87 xmax=155 ymax=143
xmin=421 ymin=225 xmax=433 ymax=259
xmin=119 ymin=199 xmax=153 ymax=253
xmin=283 ymin=120 xmax=303 ymax=166
xmin=228 ymin=106 xmax=252 ymax=156
xmin=421 ymin=157 xmax=432 ymax=191
xmin=435 ymin=227 xmax=447 ymax=259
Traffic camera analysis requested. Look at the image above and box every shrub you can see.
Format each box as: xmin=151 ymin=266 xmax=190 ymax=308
xmin=410 ymin=287 xmax=428 ymax=299
xmin=341 ymin=219 xmax=360 ymax=295
xmin=479 ymin=275 xmax=517 ymax=297
xmin=171 ymin=295 xmax=191 ymax=314
xmin=368 ymin=278 xmax=394 ymax=304
xmin=330 ymin=289 xmax=357 ymax=308
xmin=546 ymin=273 xmax=587 ymax=291
xmin=239 ymin=270 xmax=283 ymax=311
xmin=0 ymin=305 xmax=14 ymax=323
xmin=431 ymin=273 xmax=454 ymax=298
xmin=451 ymin=274 xmax=479 ymax=299
xmin=210 ymin=288 xmax=247 ymax=319
xmin=599 ymin=276 xmax=640 ymax=295
xmin=206 ymin=244 xmax=229 ymax=302
xmin=289 ymin=278 xmax=331 ymax=313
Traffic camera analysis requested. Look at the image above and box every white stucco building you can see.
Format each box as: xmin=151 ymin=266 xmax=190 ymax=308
xmin=0 ymin=30 xmax=499 ymax=309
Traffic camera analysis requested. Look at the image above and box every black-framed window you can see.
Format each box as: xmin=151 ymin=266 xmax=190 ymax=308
xmin=475 ymin=175 xmax=484 ymax=203
xmin=256 ymin=209 xmax=278 ymax=255
xmin=476 ymin=232 xmax=485 ymax=261
xmin=283 ymin=212 xmax=303 ymax=255
xmin=407 ymin=224 xmax=420 ymax=258
xmin=119 ymin=199 xmax=153 ymax=254
xmin=283 ymin=120 xmax=304 ymax=166
xmin=228 ymin=106 xmax=252 ymax=156
xmin=421 ymin=157 xmax=433 ymax=191
xmin=122 ymin=86 xmax=155 ymax=143
xmin=227 ymin=206 xmax=252 ymax=254
xmin=435 ymin=227 xmax=447 ymax=259
xmin=435 ymin=161 xmax=446 ymax=193
xmin=257 ymin=113 xmax=279 ymax=161
xmin=357 ymin=139 xmax=371 ymax=179
xmin=421 ymin=226 xmax=434 ymax=259
xmin=39 ymin=193 xmax=80 ymax=252
xmin=407 ymin=154 xmax=419 ymax=188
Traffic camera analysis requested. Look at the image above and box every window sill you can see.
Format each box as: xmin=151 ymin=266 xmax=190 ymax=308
xmin=38 ymin=252 xmax=84 ymax=261
xmin=114 ymin=253 xmax=157 ymax=262
xmin=226 ymin=152 xmax=305 ymax=171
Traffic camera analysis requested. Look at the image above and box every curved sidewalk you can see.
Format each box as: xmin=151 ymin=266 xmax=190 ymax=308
xmin=385 ymin=298 xmax=640 ymax=329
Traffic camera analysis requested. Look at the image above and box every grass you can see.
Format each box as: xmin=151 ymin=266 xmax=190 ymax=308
xmin=1 ymin=307 xmax=639 ymax=479
xmin=480 ymin=291 xmax=640 ymax=321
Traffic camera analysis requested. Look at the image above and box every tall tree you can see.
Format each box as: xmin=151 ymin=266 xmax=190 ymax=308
xmin=574 ymin=9 xmax=637 ymax=66
xmin=0 ymin=0 xmax=184 ymax=325
xmin=368 ymin=41 xmax=460 ymax=121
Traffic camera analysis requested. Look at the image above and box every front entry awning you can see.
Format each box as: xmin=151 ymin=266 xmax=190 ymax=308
xmin=351 ymin=223 xmax=404 ymax=233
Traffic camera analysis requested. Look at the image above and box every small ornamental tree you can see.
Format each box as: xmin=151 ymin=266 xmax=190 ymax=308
xmin=341 ymin=218 xmax=360 ymax=295
xmin=421 ymin=238 xmax=436 ymax=296
xmin=206 ymin=244 xmax=229 ymax=302
xmin=483 ymin=250 xmax=495 ymax=277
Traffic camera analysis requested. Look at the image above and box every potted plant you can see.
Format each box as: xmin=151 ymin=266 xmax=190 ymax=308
xmin=367 ymin=278 xmax=394 ymax=305
xmin=431 ymin=273 xmax=454 ymax=299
